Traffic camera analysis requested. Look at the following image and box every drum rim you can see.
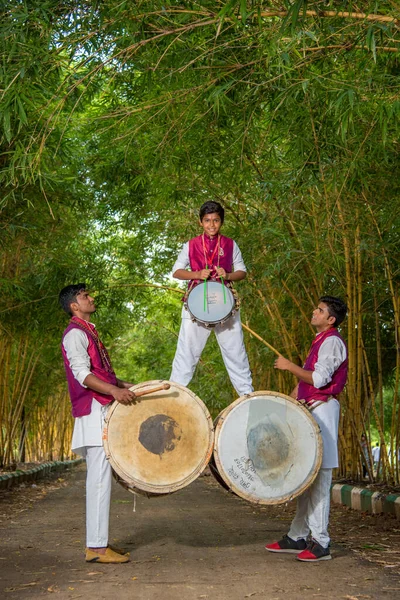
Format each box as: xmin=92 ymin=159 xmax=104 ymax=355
xmin=103 ymin=380 xmax=214 ymax=494
xmin=212 ymin=390 xmax=323 ymax=505
xmin=185 ymin=280 xmax=236 ymax=325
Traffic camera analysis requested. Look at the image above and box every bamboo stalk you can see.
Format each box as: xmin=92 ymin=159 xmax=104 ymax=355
xmin=337 ymin=198 xmax=356 ymax=477
xmin=362 ymin=343 xmax=394 ymax=483
xmin=259 ymin=10 xmax=399 ymax=25
xmin=276 ymin=204 xmax=321 ymax=300
xmin=355 ymin=223 xmax=363 ymax=432
xmin=302 ymin=44 xmax=400 ymax=53
xmin=372 ymin=266 xmax=384 ymax=435
xmin=281 ymin=279 xmax=315 ymax=335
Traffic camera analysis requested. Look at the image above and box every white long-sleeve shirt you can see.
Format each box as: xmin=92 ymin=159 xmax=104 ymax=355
xmin=63 ymin=327 xmax=93 ymax=386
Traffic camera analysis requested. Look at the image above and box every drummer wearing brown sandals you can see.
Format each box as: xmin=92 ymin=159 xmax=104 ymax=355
xmin=59 ymin=283 xmax=136 ymax=564
xmin=266 ymin=295 xmax=348 ymax=562
xmin=170 ymin=200 xmax=253 ymax=396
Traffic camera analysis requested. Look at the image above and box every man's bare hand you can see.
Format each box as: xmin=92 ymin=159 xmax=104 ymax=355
xmin=111 ymin=387 xmax=137 ymax=405
xmin=198 ymin=268 xmax=212 ymax=280
xmin=215 ymin=267 xmax=227 ymax=280
xmin=274 ymin=356 xmax=294 ymax=371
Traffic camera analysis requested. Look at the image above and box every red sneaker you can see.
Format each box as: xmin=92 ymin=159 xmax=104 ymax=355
xmin=296 ymin=539 xmax=331 ymax=562
xmin=265 ymin=534 xmax=307 ymax=554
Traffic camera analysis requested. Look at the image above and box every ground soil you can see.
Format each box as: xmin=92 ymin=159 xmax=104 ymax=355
xmin=0 ymin=464 xmax=400 ymax=600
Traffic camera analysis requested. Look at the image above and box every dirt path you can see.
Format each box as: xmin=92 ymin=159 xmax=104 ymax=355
xmin=1 ymin=464 xmax=399 ymax=600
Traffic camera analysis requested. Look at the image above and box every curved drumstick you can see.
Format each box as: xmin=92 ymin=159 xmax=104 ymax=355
xmin=128 ymin=383 xmax=171 ymax=397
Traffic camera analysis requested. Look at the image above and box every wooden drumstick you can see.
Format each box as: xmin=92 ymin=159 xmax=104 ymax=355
xmin=241 ymin=323 xmax=282 ymax=357
xmin=129 ymin=383 xmax=171 ymax=397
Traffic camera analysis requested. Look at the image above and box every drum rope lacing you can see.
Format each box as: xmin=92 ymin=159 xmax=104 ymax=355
xmin=201 ymin=234 xmax=227 ymax=311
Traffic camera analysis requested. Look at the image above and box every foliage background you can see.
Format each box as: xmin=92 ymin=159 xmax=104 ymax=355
xmin=1 ymin=1 xmax=399 ymax=483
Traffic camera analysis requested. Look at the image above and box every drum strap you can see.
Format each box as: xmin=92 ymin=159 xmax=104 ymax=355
xmin=298 ymin=397 xmax=336 ymax=412
xmin=70 ymin=317 xmax=114 ymax=373
xmin=201 ymin=234 xmax=227 ymax=306
xmin=201 ymin=234 xmax=221 ymax=270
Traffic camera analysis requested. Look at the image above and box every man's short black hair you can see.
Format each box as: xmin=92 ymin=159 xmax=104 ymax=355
xmin=58 ymin=283 xmax=86 ymax=316
xmin=199 ymin=201 xmax=224 ymax=224
xmin=319 ymin=295 xmax=348 ymax=328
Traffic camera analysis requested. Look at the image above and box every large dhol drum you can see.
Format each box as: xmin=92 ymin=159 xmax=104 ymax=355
xmin=185 ymin=281 xmax=237 ymax=327
xmin=211 ymin=391 xmax=322 ymax=505
xmin=103 ymin=381 xmax=214 ymax=496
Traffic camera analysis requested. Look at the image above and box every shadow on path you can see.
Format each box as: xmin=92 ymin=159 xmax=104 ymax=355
xmin=0 ymin=464 xmax=399 ymax=600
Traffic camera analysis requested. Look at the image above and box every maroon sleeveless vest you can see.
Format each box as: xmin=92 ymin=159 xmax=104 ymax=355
xmin=188 ymin=234 xmax=234 ymax=290
xmin=61 ymin=322 xmax=117 ymax=417
xmin=297 ymin=328 xmax=348 ymax=405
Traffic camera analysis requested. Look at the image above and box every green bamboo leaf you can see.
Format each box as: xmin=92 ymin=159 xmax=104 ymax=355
xmin=16 ymin=95 xmax=28 ymax=126
xmin=3 ymin=109 xmax=12 ymax=142
xmin=240 ymin=0 xmax=247 ymax=24
xmin=366 ymin=26 xmax=377 ymax=62
xmin=217 ymin=0 xmax=240 ymax=20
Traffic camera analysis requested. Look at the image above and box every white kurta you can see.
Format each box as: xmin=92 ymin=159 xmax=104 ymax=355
xmin=63 ymin=327 xmax=107 ymax=455
xmin=307 ymin=334 xmax=347 ymax=469
xmin=63 ymin=326 xmax=112 ymax=547
xmin=170 ymin=241 xmax=253 ymax=396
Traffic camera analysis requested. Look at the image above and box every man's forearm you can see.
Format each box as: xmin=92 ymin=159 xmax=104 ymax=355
xmin=83 ymin=373 xmax=119 ymax=396
xmin=286 ymin=363 xmax=314 ymax=385
xmin=274 ymin=356 xmax=314 ymax=385
xmin=116 ymin=378 xmax=134 ymax=389
xmin=173 ymin=269 xmax=246 ymax=282
xmin=83 ymin=374 xmax=136 ymax=404
xmin=173 ymin=269 xmax=199 ymax=280
xmin=226 ymin=270 xmax=246 ymax=282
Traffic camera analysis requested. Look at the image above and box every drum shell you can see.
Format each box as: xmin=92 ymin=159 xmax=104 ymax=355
xmin=212 ymin=391 xmax=323 ymax=505
xmin=103 ymin=380 xmax=214 ymax=496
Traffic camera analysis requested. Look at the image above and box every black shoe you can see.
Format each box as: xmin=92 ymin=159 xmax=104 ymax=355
xmin=265 ymin=534 xmax=307 ymax=554
xmin=296 ymin=539 xmax=331 ymax=562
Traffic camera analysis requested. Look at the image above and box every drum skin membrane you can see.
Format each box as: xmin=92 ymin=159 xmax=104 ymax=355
xmin=213 ymin=392 xmax=322 ymax=505
xmin=103 ymin=381 xmax=214 ymax=495
xmin=186 ymin=281 xmax=235 ymax=325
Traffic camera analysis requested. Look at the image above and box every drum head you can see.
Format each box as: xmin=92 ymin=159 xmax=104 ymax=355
xmin=103 ymin=381 xmax=214 ymax=495
xmin=186 ymin=281 xmax=235 ymax=325
xmin=213 ymin=391 xmax=322 ymax=505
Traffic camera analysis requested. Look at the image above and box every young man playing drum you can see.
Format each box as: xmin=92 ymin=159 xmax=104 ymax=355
xmin=59 ymin=283 xmax=136 ymax=564
xmin=266 ymin=296 xmax=348 ymax=562
xmin=170 ymin=200 xmax=253 ymax=396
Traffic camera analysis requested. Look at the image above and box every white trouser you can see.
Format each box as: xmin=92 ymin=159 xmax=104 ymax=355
xmin=288 ymin=468 xmax=333 ymax=549
xmin=85 ymin=446 xmax=112 ymax=548
xmin=311 ymin=398 xmax=340 ymax=468
xmin=170 ymin=307 xmax=253 ymax=396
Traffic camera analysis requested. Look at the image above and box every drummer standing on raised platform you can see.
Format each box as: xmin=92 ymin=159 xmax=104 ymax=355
xmin=170 ymin=201 xmax=253 ymax=396
xmin=59 ymin=283 xmax=136 ymax=564
xmin=266 ymin=295 xmax=348 ymax=562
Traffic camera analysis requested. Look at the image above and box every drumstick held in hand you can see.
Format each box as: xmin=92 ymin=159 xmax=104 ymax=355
xmin=241 ymin=323 xmax=282 ymax=357
xmin=129 ymin=383 xmax=171 ymax=397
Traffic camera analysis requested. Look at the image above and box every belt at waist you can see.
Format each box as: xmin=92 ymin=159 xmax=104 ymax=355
xmin=297 ymin=397 xmax=337 ymax=412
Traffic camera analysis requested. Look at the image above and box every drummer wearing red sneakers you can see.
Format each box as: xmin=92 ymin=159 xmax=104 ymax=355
xmin=170 ymin=201 xmax=253 ymax=396
xmin=266 ymin=296 xmax=348 ymax=562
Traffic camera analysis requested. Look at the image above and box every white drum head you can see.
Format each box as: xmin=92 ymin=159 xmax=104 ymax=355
xmin=213 ymin=391 xmax=322 ymax=504
xmin=186 ymin=281 xmax=235 ymax=325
